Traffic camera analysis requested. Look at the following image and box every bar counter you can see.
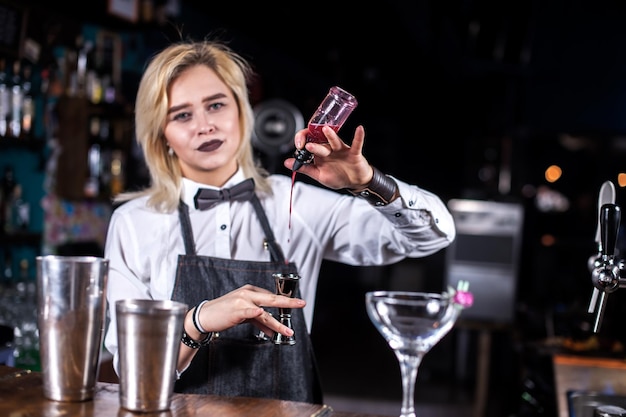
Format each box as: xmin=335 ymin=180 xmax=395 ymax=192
xmin=553 ymin=353 xmax=626 ymax=417
xmin=0 ymin=365 xmax=384 ymax=417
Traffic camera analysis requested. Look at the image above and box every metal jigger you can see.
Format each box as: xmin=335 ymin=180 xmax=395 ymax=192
xmin=272 ymin=273 xmax=300 ymax=345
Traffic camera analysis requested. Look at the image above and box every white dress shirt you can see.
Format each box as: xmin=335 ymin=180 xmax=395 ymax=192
xmin=103 ymin=169 xmax=455 ymax=361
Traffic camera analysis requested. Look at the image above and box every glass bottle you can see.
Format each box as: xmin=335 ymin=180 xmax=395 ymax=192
xmin=9 ymin=61 xmax=23 ymax=138
xmin=9 ymin=184 xmax=29 ymax=231
xmin=292 ymin=86 xmax=358 ymax=170
xmin=0 ymin=166 xmax=16 ymax=233
xmin=0 ymin=59 xmax=9 ymax=137
xmin=20 ymin=64 xmax=34 ymax=136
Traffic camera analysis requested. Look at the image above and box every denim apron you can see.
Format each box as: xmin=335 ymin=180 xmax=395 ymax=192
xmin=171 ymin=195 xmax=322 ymax=403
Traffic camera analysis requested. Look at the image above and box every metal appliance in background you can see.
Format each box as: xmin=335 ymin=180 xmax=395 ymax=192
xmin=444 ymin=198 xmax=524 ymax=323
xmin=251 ymin=99 xmax=303 ymax=173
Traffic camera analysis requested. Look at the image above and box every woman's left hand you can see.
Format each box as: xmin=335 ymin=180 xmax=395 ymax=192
xmin=284 ymin=125 xmax=374 ymax=190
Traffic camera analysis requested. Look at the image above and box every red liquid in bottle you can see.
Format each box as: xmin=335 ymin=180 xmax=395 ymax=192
xmin=289 ymin=170 xmax=296 ymax=232
xmin=306 ymin=123 xmax=340 ymax=144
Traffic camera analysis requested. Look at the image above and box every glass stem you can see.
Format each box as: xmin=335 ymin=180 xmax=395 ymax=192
xmin=396 ymin=351 xmax=423 ymax=417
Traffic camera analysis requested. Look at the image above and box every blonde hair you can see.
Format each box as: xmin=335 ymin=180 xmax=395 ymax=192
xmin=115 ymin=39 xmax=271 ymax=212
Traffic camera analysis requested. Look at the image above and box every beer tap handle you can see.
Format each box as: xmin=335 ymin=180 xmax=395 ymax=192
xmin=590 ymin=203 xmax=621 ymax=333
xmin=600 ymin=203 xmax=620 ymax=259
xmin=588 ymin=181 xmax=616 ymax=313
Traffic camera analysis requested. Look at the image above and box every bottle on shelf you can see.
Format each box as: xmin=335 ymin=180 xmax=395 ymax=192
xmin=7 ymin=184 xmax=29 ymax=232
xmin=0 ymin=58 xmax=9 ymax=137
xmin=98 ymin=117 xmax=113 ymax=196
xmin=2 ymin=250 xmax=12 ymax=284
xmin=110 ymin=149 xmax=125 ymax=196
xmin=0 ymin=165 xmax=16 ymax=234
xmin=20 ymin=64 xmax=34 ymax=137
xmin=9 ymin=60 xmax=23 ymax=138
xmin=85 ymin=115 xmax=102 ymax=198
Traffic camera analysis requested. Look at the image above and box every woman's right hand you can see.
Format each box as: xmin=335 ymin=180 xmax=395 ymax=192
xmin=190 ymin=284 xmax=306 ymax=339
xmin=285 ymin=125 xmax=373 ymax=190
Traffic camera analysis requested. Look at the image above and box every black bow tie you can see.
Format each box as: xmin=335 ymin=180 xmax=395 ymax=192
xmin=193 ymin=178 xmax=256 ymax=210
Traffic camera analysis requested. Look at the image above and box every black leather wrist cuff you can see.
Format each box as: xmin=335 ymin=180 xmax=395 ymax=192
xmin=347 ymin=166 xmax=399 ymax=207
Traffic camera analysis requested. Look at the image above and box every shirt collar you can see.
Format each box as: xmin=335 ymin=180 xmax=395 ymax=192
xmin=181 ymin=169 xmax=247 ymax=210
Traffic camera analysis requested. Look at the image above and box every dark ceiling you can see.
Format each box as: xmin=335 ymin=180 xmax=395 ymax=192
xmin=177 ymin=1 xmax=626 ymax=132
xmin=179 ymin=1 xmax=626 ymax=200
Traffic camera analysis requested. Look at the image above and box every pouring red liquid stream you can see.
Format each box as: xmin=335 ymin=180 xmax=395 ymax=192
xmin=287 ymin=86 xmax=358 ymax=261
xmin=285 ymin=170 xmax=297 ymax=264
xmin=289 ymin=170 xmax=296 ymax=233
xmin=288 ymin=125 xmax=340 ymax=243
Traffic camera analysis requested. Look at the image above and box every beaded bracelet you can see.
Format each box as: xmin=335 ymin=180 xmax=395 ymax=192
xmin=192 ymin=300 xmax=209 ymax=334
xmin=181 ymin=330 xmax=212 ymax=349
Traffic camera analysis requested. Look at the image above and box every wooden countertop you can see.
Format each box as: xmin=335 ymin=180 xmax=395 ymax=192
xmin=0 ymin=365 xmax=383 ymax=417
xmin=553 ymin=354 xmax=626 ymax=417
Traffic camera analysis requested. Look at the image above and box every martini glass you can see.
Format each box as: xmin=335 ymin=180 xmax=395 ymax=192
xmin=365 ymin=291 xmax=464 ymax=417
